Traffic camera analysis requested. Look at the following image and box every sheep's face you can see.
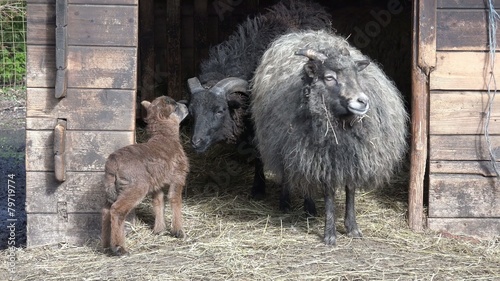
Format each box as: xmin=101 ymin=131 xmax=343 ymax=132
xmin=302 ymin=48 xmax=370 ymax=118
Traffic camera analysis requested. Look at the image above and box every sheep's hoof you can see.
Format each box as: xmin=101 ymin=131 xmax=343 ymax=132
xmin=171 ymin=229 xmax=186 ymax=239
xmin=347 ymin=229 xmax=363 ymax=238
xmin=251 ymin=190 xmax=266 ymax=201
xmin=323 ymin=234 xmax=337 ymax=246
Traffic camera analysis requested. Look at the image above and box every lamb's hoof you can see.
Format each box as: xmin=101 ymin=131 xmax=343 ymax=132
xmin=110 ymin=246 xmax=129 ymax=256
xmin=171 ymin=229 xmax=186 ymax=239
xmin=347 ymin=228 xmax=363 ymax=238
xmin=323 ymin=234 xmax=337 ymax=246
xmin=153 ymin=225 xmax=166 ymax=235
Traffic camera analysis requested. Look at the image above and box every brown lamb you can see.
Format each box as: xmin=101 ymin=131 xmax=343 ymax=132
xmin=101 ymin=96 xmax=189 ymax=256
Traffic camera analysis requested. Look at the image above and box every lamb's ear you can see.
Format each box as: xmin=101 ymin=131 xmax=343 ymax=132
xmin=141 ymin=100 xmax=151 ymax=120
xmin=356 ymin=60 xmax=370 ymax=72
xmin=141 ymin=100 xmax=151 ymax=109
xmin=304 ymin=61 xmax=318 ymax=78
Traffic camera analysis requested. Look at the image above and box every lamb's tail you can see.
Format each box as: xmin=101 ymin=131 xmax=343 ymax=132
xmin=104 ymin=156 xmax=119 ymax=203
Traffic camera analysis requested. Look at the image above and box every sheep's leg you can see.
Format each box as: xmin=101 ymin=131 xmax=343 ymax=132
xmin=168 ymin=184 xmax=185 ymax=238
xmin=303 ymin=196 xmax=317 ymax=217
xmin=279 ymin=181 xmax=292 ymax=213
xmin=152 ymin=189 xmax=166 ymax=234
xmin=101 ymin=202 xmax=112 ymax=250
xmin=251 ymin=157 xmax=266 ymax=200
xmin=344 ymin=185 xmax=362 ymax=238
xmin=110 ymin=187 xmax=148 ymax=256
xmin=323 ymin=187 xmax=337 ymax=245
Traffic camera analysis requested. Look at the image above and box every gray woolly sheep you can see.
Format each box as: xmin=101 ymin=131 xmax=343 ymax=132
xmin=251 ymin=30 xmax=408 ymax=245
xmin=187 ymin=0 xmax=331 ymax=209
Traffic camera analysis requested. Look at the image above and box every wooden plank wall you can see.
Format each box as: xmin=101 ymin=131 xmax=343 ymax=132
xmin=428 ymin=0 xmax=500 ymax=238
xmin=26 ymin=0 xmax=137 ymax=246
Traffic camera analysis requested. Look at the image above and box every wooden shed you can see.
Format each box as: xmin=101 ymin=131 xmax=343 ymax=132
xmin=25 ymin=0 xmax=499 ymax=246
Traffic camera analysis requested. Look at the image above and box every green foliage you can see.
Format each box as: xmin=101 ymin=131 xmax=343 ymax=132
xmin=0 ymin=0 xmax=26 ymax=86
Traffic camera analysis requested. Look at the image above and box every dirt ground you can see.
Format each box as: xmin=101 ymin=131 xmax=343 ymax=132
xmin=0 ymin=92 xmax=499 ymax=280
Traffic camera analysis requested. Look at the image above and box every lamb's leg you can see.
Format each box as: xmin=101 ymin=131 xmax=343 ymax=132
xmin=251 ymin=157 xmax=266 ymax=200
xmin=101 ymin=202 xmax=112 ymax=250
xmin=344 ymin=185 xmax=362 ymax=238
xmin=152 ymin=189 xmax=166 ymax=234
xmin=110 ymin=187 xmax=148 ymax=256
xmin=279 ymin=180 xmax=292 ymax=213
xmin=168 ymin=184 xmax=185 ymax=238
xmin=323 ymin=187 xmax=337 ymax=245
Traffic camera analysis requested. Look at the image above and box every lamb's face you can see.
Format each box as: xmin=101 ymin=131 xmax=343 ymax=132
xmin=142 ymin=96 xmax=188 ymax=124
xmin=301 ymin=48 xmax=370 ymax=118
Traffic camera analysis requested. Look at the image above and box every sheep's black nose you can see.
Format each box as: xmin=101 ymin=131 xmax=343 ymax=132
xmin=191 ymin=138 xmax=202 ymax=148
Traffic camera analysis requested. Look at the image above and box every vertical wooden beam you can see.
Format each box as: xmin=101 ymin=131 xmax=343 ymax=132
xmin=409 ymin=0 xmax=436 ymax=232
xmin=194 ymin=0 xmax=208 ymax=70
xmin=166 ymin=0 xmax=182 ymax=100
xmin=139 ymin=0 xmax=156 ymax=103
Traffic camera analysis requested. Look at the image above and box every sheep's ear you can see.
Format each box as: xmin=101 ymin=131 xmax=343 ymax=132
xmin=141 ymin=100 xmax=151 ymax=109
xmin=356 ymin=60 xmax=370 ymax=72
xmin=304 ymin=61 xmax=318 ymax=78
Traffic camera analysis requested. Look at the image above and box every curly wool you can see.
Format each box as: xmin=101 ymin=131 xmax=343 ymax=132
xmin=251 ymin=30 xmax=408 ymax=194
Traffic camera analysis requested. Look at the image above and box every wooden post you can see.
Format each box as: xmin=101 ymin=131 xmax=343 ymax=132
xmin=408 ymin=0 xmax=436 ymax=232
xmin=166 ymin=0 xmax=182 ymax=100
xmin=139 ymin=0 xmax=156 ymax=103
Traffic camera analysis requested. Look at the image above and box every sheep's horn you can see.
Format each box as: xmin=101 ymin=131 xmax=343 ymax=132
xmin=210 ymin=77 xmax=248 ymax=96
xmin=295 ymin=49 xmax=328 ymax=61
xmin=187 ymin=77 xmax=205 ymax=94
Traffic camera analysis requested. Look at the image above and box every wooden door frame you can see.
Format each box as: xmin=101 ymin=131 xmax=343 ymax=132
xmin=409 ymin=0 xmax=436 ymax=231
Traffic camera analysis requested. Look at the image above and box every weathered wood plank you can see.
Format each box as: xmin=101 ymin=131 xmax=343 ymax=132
xmin=430 ymin=91 xmax=500 ymax=135
xmin=437 ymin=10 xmax=500 ymax=51
xmin=27 ymin=3 xmax=55 ymax=45
xmin=69 ymin=0 xmax=136 ymax=4
xmin=437 ymin=0 xmax=490 ymax=9
xmin=68 ymin=5 xmax=137 ymax=47
xmin=27 ymin=45 xmax=56 ymax=88
xmin=166 ymin=0 xmax=182 ymax=100
xmin=26 ymin=130 xmax=134 ymax=172
xmin=26 ymin=172 xmax=106 ymax=213
xmin=427 ymin=218 xmax=500 ymax=239
xmin=27 ymin=45 xmax=137 ymax=89
xmin=26 ymin=88 xmax=135 ymax=130
xmin=68 ymin=46 xmax=137 ymax=89
xmin=429 ymin=174 xmax=500 ymax=217
xmin=27 ymin=4 xmax=138 ymax=46
xmin=27 ymin=213 xmax=100 ymax=247
xmin=417 ymin=0 xmax=436 ymax=71
xmin=430 ymin=52 xmax=500 ymax=90
xmin=430 ymin=160 xmax=499 ymax=176
xmin=429 ymin=135 xmax=500 ymax=161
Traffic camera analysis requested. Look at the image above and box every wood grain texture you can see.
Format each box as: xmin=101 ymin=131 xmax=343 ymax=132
xmin=430 ymin=52 xmax=500 ymax=90
xmin=27 ymin=3 xmax=55 ymax=45
xmin=26 ymin=172 xmax=106 ymax=213
xmin=27 ymin=46 xmax=137 ymax=89
xmin=427 ymin=218 xmax=500 ymax=239
xmin=430 ymin=91 xmax=500 ymax=135
xmin=430 ymin=160 xmax=499 ymax=176
xmin=437 ymin=10 xmax=499 ymax=51
xmin=429 ymin=135 xmax=500 ymax=161
xmin=429 ymin=174 xmax=500 ymax=217
xmin=68 ymin=5 xmax=137 ymax=47
xmin=437 ymin=0 xmax=489 ymax=9
xmin=26 ymin=130 xmax=134 ymax=172
xmin=27 ymin=213 xmax=101 ymax=247
xmin=26 ymin=88 xmax=135 ymax=130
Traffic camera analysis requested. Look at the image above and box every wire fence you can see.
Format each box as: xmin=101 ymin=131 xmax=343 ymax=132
xmin=0 ymin=0 xmax=26 ymax=99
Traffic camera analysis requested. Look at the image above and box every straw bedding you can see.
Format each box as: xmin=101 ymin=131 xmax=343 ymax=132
xmin=1 ymin=128 xmax=499 ymax=280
